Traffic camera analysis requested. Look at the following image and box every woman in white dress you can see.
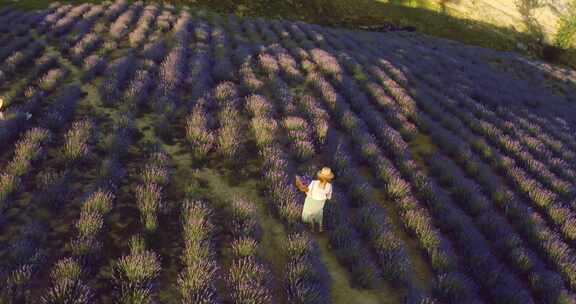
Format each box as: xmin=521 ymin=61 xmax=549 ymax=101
xmin=295 ymin=167 xmax=334 ymax=232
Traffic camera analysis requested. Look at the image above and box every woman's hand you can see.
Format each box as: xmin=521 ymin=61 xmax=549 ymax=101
xmin=294 ymin=176 xmax=308 ymax=193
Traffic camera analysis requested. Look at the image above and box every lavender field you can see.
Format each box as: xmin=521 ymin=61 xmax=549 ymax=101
xmin=1 ymin=1 xmax=576 ymax=303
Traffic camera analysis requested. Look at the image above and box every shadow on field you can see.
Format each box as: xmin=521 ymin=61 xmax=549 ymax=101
xmin=0 ymin=0 xmax=574 ymax=67
xmin=188 ymin=0 xmax=574 ymax=68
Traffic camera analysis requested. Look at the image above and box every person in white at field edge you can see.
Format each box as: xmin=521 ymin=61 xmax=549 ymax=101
xmin=295 ymin=167 xmax=334 ymax=232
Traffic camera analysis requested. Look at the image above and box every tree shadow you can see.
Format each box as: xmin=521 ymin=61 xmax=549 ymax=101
xmin=187 ymin=0 xmax=576 ymax=68
xmin=312 ymin=0 xmax=573 ymax=68
xmin=0 ymin=0 xmax=573 ymax=67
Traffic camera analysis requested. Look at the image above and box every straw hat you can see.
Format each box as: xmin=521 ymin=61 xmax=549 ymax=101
xmin=317 ymin=167 xmax=334 ymax=180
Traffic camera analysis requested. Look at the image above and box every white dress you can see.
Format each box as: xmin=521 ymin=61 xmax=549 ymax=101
xmin=301 ymin=180 xmax=332 ymax=226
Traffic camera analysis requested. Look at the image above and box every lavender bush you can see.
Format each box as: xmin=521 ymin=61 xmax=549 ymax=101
xmin=134 ymin=183 xmax=162 ymax=232
xmin=227 ymin=258 xmax=273 ymax=303
xmin=6 ymin=128 xmax=51 ymax=177
xmin=99 ymin=55 xmax=136 ymax=106
xmin=283 ymin=233 xmax=330 ymax=304
xmin=216 ymin=104 xmax=242 ymax=160
xmin=112 ymin=235 xmax=160 ymax=304
xmin=109 ymin=4 xmax=139 ymax=39
xmin=39 ymin=85 xmax=83 ymax=131
xmin=158 ymin=46 xmax=186 ymax=100
xmin=62 ymin=119 xmax=94 ymax=164
xmin=178 ymin=200 xmax=220 ymax=304
xmin=38 ymin=68 xmax=66 ymax=93
xmin=42 ymin=258 xmax=92 ymax=304
xmin=124 ymin=69 xmax=152 ymax=108
xmin=70 ymin=33 xmax=101 ymax=64
xmin=0 ymin=173 xmax=20 ymax=209
xmin=185 ymin=98 xmax=215 ymax=160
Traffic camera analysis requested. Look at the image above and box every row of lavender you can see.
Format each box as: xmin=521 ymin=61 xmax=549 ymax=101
xmin=244 ymin=20 xmax=455 ymax=301
xmin=0 ymin=85 xmax=83 ymax=214
xmin=262 ymin=17 xmax=576 ymax=304
xmin=2 ymin=2 xmax=167 ymax=302
xmin=223 ymin=20 xmax=416 ymax=300
xmin=254 ymin=20 xmax=489 ymax=303
xmin=251 ymin=45 xmax=387 ymax=291
xmin=337 ymin=25 xmax=576 ymax=300
xmin=246 ymin=92 xmax=331 ymax=304
xmin=0 ymin=3 xmax=143 ymax=291
xmin=0 ymin=84 xmax=87 ymax=302
xmin=329 ymin=42 xmax=572 ymax=302
xmin=248 ymin=39 xmax=426 ymax=298
xmin=0 ymin=0 xmax=148 ymax=155
xmin=2 ymin=1 xmax=575 ymax=302
xmin=179 ymin=17 xmax=332 ymax=300
xmin=345 ymin=32 xmax=576 ymax=294
xmin=172 ymin=18 xmax=333 ymax=299
xmin=312 ymin=22 xmax=576 ymax=299
xmin=172 ymin=10 xmax=532 ymax=302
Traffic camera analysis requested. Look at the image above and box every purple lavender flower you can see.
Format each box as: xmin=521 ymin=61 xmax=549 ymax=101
xmin=229 ymin=198 xmax=259 ymax=238
xmin=227 ymin=258 xmax=272 ymax=304
xmin=178 ymin=200 xmax=220 ymax=303
xmin=278 ymin=52 xmax=304 ymax=83
xmin=141 ymin=164 xmax=168 ymax=189
xmin=104 ymin=0 xmax=128 ymax=23
xmin=177 ymin=259 xmax=220 ymax=304
xmin=112 ymin=236 xmax=161 ymax=303
xmin=124 ymin=69 xmax=152 ymax=107
xmin=71 ymin=33 xmax=101 ymax=63
xmin=99 ymin=55 xmax=136 ymax=105
xmin=310 ymin=48 xmax=341 ymax=76
xmin=185 ymin=102 xmax=215 ymax=160
xmin=172 ymin=10 xmax=191 ymax=43
xmin=158 ymin=46 xmax=186 ymax=99
xmin=156 ymin=9 xmax=175 ymax=32
xmin=0 ymin=173 xmax=20 ymax=207
xmin=245 ymin=94 xmax=272 ymax=117
xmin=231 ymin=237 xmax=258 ymax=258
xmin=238 ymin=61 xmax=263 ymax=93
xmin=135 ymin=183 xmax=162 ymax=232
xmin=76 ymin=210 xmax=104 ymax=239
xmin=7 ymin=128 xmax=51 ymax=176
xmin=62 ymin=119 xmax=93 ymax=163
xmin=143 ymin=40 xmax=167 ymax=63
xmin=38 ymin=68 xmax=66 ymax=93
xmin=42 ymin=278 xmax=93 ymax=304
xmin=250 ymin=117 xmax=277 ymax=148
xmin=82 ymin=190 xmax=115 ymax=215
xmin=217 ymin=122 xmax=241 ymax=160
xmin=82 ymin=54 xmax=105 ymax=81
xmin=214 ymin=81 xmax=240 ymax=106
xmin=109 ymin=6 xmax=137 ymax=39
xmin=258 ymin=52 xmax=280 ymax=75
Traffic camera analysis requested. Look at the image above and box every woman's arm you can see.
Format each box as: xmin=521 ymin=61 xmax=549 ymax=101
xmin=295 ymin=176 xmax=309 ymax=193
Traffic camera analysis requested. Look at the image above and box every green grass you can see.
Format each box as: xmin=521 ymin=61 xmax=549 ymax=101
xmin=408 ymin=134 xmax=437 ymax=172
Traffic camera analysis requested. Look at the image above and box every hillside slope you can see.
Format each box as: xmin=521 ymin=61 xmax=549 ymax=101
xmin=0 ymin=2 xmax=576 ymax=303
xmin=421 ymin=0 xmax=569 ymax=41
